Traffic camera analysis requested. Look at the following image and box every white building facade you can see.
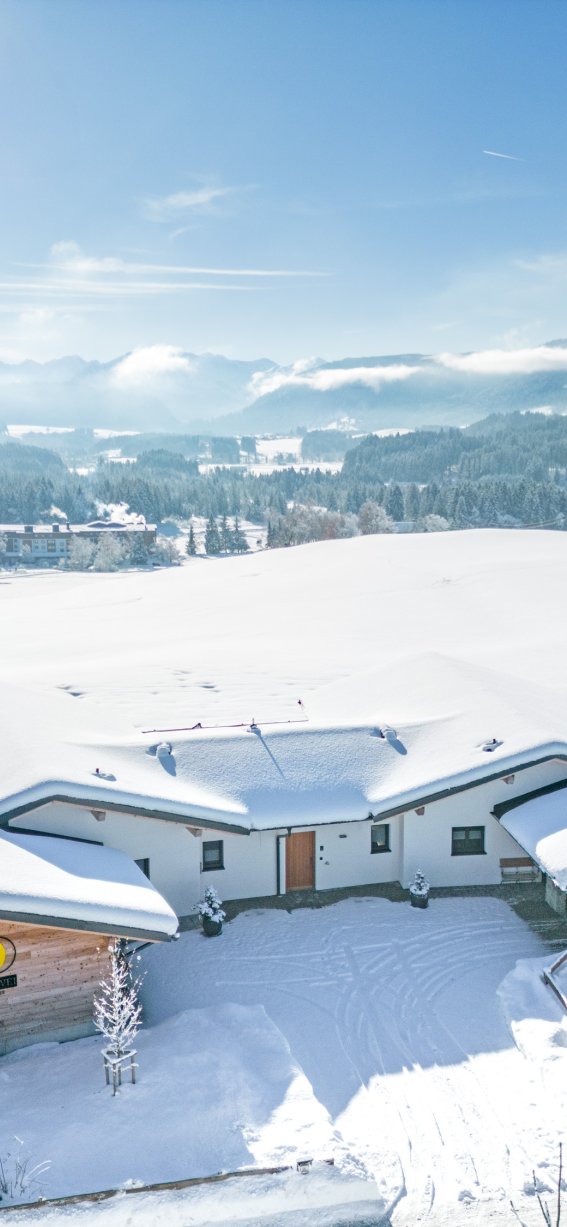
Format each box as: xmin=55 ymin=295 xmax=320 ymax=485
xmin=6 ymin=752 xmax=565 ymax=918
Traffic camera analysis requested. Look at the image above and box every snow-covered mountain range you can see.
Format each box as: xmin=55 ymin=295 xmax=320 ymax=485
xmin=1 ymin=341 xmax=567 ymax=433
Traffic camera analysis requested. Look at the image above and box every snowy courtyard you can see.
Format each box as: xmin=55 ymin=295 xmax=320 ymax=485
xmin=1 ymin=893 xmax=566 ymax=1225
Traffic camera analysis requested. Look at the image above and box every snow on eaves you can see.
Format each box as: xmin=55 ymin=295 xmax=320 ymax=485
xmin=0 ymin=831 xmax=178 ymax=938
xmin=500 ymin=790 xmax=567 ymax=891
xmin=1 ymin=654 xmax=567 ymax=833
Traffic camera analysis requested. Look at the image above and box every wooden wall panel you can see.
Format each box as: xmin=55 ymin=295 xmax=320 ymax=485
xmin=0 ymin=922 xmax=112 ymax=1055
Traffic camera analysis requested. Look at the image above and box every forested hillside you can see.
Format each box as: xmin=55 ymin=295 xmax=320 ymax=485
xmin=1 ymin=412 xmax=566 ymax=543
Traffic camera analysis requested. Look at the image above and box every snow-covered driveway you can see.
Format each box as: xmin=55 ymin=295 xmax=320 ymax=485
xmin=142 ymin=895 xmax=566 ymax=1224
xmin=1 ymin=895 xmax=565 ymax=1226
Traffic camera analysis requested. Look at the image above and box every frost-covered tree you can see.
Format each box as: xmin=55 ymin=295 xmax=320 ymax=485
xmin=421 ymin=513 xmax=450 ymax=533
xmin=93 ymin=941 xmax=143 ymax=1059
xmin=358 ymin=501 xmax=394 ymax=535
xmin=67 ymin=536 xmax=96 ymax=570
xmin=152 ymin=537 xmax=180 ymax=566
xmin=92 ymin=534 xmax=126 ymax=572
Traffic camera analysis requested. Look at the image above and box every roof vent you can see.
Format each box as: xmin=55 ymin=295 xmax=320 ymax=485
xmin=480 ymin=738 xmax=502 ymax=753
xmin=156 ymin=741 xmax=172 ymax=758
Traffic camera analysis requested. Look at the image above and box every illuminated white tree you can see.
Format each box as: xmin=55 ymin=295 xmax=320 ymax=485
xmin=93 ymin=941 xmax=143 ymax=1058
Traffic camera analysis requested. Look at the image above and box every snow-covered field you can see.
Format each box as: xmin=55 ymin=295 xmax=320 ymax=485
xmin=1 ymin=529 xmax=567 ymax=733
xmin=1 ymin=895 xmax=565 ymax=1225
xmin=197 ymin=460 xmax=343 ymax=474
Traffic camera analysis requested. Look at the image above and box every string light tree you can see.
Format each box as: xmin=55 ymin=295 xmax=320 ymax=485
xmin=94 ymin=940 xmax=144 ymax=1095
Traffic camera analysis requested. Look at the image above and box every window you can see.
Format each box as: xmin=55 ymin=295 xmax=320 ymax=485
xmin=47 ymin=540 xmax=56 ymax=552
xmin=202 ymin=839 xmax=224 ymax=871
xmin=371 ymin=823 xmax=390 ymax=853
xmin=135 ymin=857 xmax=150 ymax=878
xmin=451 ymin=826 xmax=485 ymax=856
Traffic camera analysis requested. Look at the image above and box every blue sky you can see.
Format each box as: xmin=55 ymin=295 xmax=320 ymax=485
xmin=1 ymin=0 xmax=566 ymax=363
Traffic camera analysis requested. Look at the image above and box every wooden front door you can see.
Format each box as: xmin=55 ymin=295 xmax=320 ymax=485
xmin=286 ymin=831 xmax=315 ymax=890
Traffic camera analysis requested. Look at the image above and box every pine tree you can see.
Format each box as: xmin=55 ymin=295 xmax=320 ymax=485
xmin=186 ymin=524 xmax=197 ymax=556
xmin=128 ymin=534 xmax=150 ymax=566
xmin=204 ymin=515 xmax=221 ymax=555
xmin=220 ymin=514 xmax=232 ymax=553
xmin=405 ymin=484 xmax=420 ymax=521
xmin=386 ymin=483 xmax=405 ymax=522
xmin=231 ymin=516 xmax=249 ymax=553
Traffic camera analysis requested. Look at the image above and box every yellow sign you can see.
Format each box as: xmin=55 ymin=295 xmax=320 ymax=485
xmin=0 ymin=939 xmax=16 ymax=974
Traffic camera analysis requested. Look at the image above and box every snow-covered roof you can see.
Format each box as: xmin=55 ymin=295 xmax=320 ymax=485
xmin=0 ymin=522 xmax=154 ymax=534
xmin=0 ymin=654 xmax=566 ymax=834
xmin=498 ymin=785 xmax=567 ymax=891
xmin=0 ymin=831 xmax=178 ymax=939
xmin=0 ymin=530 xmax=567 ymax=832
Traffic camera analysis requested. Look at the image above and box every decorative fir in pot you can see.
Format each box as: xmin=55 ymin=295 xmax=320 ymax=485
xmin=197 ymin=886 xmax=226 ymax=936
xmin=409 ymin=870 xmax=430 ymax=909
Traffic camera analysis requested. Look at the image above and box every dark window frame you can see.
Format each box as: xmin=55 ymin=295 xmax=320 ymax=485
xmin=451 ymin=826 xmax=485 ymax=856
xmin=370 ymin=823 xmax=391 ymax=854
xmin=202 ymin=839 xmax=224 ymax=871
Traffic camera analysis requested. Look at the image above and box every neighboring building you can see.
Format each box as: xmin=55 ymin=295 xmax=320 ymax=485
xmin=0 ymin=521 xmax=157 ymax=563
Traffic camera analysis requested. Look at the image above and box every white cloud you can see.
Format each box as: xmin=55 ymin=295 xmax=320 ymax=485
xmin=436 ymin=346 xmax=567 ymax=375
xmin=250 ymin=363 xmax=418 ymax=398
xmin=142 ymin=186 xmax=234 ymax=223
xmin=482 ymin=149 xmax=523 ymax=162
xmin=35 ymin=241 xmax=323 ymax=280
xmin=515 ymin=252 xmax=567 ymax=278
xmin=111 ymin=345 xmax=193 ymax=385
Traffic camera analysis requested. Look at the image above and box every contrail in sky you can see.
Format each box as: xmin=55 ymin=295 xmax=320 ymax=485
xmin=483 ymin=149 xmax=523 ymax=161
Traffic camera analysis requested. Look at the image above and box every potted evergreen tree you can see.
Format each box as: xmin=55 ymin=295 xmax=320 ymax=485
xmin=409 ymin=870 xmax=430 ymax=909
xmin=197 ymin=886 xmax=226 ymax=936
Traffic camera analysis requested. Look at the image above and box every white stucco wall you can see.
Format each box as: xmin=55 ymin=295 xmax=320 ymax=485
xmin=314 ymin=819 xmax=402 ymax=889
xmin=199 ymin=828 xmax=279 ymax=901
xmin=10 ymin=802 xmax=202 ymax=918
xmin=400 ymin=759 xmax=567 ymax=887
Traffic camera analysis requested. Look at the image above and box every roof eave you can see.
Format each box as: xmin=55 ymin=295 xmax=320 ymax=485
xmin=0 ymin=907 xmax=177 ymax=942
xmin=0 ymin=791 xmax=251 ymax=836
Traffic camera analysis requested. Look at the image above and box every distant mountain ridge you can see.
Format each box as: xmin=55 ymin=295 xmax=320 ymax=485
xmin=0 ymin=342 xmax=566 ymax=433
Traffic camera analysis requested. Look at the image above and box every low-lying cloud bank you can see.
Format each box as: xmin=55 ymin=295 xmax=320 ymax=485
xmin=249 ymin=362 xmax=419 ymax=398
xmin=436 ymin=345 xmax=567 ymax=375
xmin=111 ymin=345 xmax=194 ymax=385
xmin=249 ymin=344 xmax=567 ymax=398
